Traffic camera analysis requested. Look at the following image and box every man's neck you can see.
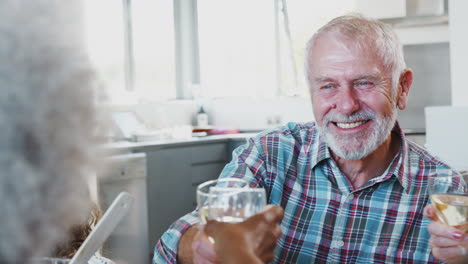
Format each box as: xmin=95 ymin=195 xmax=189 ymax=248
xmin=331 ymin=132 xmax=401 ymax=190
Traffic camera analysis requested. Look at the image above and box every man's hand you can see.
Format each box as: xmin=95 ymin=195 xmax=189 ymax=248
xmin=191 ymin=205 xmax=284 ymax=264
xmin=424 ymin=204 xmax=468 ymax=264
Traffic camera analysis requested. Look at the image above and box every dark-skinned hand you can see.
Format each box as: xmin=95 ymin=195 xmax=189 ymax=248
xmin=191 ymin=205 xmax=284 ymax=264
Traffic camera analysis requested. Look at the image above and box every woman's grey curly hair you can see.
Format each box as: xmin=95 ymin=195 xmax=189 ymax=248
xmin=0 ymin=0 xmax=102 ymax=262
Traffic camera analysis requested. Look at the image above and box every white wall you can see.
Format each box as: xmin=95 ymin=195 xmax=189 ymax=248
xmin=112 ymin=96 xmax=314 ymax=132
xmin=426 ymin=106 xmax=468 ymax=170
xmin=423 ymin=1 xmax=468 ymax=170
xmin=208 ymin=96 xmax=313 ymax=130
xmin=106 ymin=101 xmax=197 ymax=129
xmin=449 ymin=0 xmax=468 ymax=106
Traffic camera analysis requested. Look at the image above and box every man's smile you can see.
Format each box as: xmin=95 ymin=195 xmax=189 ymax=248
xmin=331 ymin=120 xmax=370 ymax=129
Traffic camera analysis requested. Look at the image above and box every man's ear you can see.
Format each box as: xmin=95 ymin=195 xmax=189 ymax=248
xmin=396 ymin=69 xmax=413 ymax=110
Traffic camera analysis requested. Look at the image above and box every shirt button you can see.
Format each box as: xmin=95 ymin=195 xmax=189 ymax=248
xmin=348 ymin=194 xmax=354 ymax=200
xmin=336 ymin=240 xmax=345 ymax=247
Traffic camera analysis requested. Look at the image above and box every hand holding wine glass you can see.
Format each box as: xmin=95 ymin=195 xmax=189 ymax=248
xmin=429 ymin=171 xmax=468 ymax=232
xmin=191 ymin=178 xmax=280 ymax=264
xmin=196 ymin=178 xmax=266 ymax=224
xmin=203 ymin=205 xmax=284 ymax=264
xmin=425 ymin=170 xmax=468 ymax=263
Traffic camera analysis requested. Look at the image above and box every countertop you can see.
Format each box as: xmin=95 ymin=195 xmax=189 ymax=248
xmin=101 ymin=128 xmax=426 ymax=155
xmin=102 ymin=133 xmax=258 ymax=154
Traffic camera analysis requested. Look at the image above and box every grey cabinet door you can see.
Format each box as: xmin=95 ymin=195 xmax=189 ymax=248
xmin=146 ymin=143 xmax=229 ymax=248
xmin=146 ymin=148 xmax=194 ymax=248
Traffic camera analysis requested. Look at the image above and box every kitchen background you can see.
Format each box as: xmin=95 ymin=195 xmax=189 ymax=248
xmin=85 ymin=0 xmax=463 ymax=131
xmin=79 ymin=0 xmax=468 ymax=263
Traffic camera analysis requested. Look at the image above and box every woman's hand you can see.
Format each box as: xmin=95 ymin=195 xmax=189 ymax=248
xmin=424 ymin=204 xmax=468 ymax=263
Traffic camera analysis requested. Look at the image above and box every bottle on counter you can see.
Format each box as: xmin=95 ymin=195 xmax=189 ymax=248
xmin=196 ymin=106 xmax=208 ymax=127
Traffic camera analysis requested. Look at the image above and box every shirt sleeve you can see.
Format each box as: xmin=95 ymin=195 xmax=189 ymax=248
xmin=152 ymin=138 xmax=268 ymax=264
xmin=219 ymin=138 xmax=269 ymax=188
xmin=153 ymin=211 xmax=199 ymax=264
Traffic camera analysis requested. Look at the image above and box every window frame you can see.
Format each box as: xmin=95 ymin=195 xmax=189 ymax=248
xmin=121 ymin=0 xmax=289 ymax=100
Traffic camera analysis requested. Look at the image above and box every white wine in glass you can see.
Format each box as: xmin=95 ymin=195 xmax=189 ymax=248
xmin=208 ymin=187 xmax=266 ymax=223
xmin=196 ymin=178 xmax=266 ymax=224
xmin=197 ymin=178 xmax=249 ymax=224
xmin=429 ymin=171 xmax=468 ymax=233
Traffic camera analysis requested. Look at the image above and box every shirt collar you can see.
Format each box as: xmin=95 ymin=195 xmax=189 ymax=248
xmin=390 ymin=122 xmax=411 ymax=192
xmin=309 ymin=123 xmax=332 ymax=168
xmin=310 ymin=121 xmax=411 ymax=192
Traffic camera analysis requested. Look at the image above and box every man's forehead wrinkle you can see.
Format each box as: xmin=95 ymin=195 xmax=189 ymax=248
xmin=314 ymin=69 xmax=384 ymax=83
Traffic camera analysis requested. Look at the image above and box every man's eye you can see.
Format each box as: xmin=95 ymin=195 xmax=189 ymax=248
xmin=322 ymin=84 xmax=333 ymax=89
xmin=356 ymin=81 xmax=372 ymax=87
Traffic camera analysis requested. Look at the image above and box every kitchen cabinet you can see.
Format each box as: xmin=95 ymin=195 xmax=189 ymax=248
xmin=356 ymin=0 xmax=406 ymax=19
xmin=355 ymin=0 xmax=448 ymax=45
xmin=146 ymin=142 xmax=230 ymax=247
xmin=101 ymin=134 xmax=255 ymax=254
xmin=355 ymin=0 xmax=445 ymax=19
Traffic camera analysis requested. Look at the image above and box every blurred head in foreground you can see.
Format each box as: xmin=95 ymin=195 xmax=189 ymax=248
xmin=0 ymin=0 xmax=101 ymax=262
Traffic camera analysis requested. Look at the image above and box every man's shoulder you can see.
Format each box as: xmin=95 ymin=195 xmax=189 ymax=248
xmin=254 ymin=121 xmax=318 ymax=141
xmin=246 ymin=122 xmax=319 ymax=155
xmin=405 ymin=139 xmax=451 ymax=168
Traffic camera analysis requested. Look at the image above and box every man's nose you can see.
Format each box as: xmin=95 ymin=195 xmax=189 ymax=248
xmin=335 ymin=87 xmax=359 ymax=115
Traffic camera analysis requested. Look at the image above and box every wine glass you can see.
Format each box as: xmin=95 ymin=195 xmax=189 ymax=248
xmin=208 ymin=185 xmax=267 ymax=223
xmin=196 ymin=178 xmax=266 ymax=224
xmin=429 ymin=170 xmax=468 ymax=233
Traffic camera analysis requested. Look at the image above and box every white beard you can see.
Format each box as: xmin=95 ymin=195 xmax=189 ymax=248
xmin=317 ymin=108 xmax=397 ymax=160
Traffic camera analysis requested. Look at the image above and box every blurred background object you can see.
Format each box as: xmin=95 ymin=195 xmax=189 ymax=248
xmin=425 ymin=106 xmax=468 ymax=171
xmin=0 ymin=0 xmax=102 ymax=262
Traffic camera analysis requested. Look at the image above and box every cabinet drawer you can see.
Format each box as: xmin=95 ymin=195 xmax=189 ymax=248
xmin=190 ymin=143 xmax=227 ymax=164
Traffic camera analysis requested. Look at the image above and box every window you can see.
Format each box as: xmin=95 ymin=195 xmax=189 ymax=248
xmin=83 ymin=0 xmax=356 ymax=102
xmin=83 ymin=0 xmax=176 ymax=104
xmin=132 ymin=0 xmax=176 ymax=101
xmin=83 ymin=0 xmax=127 ymax=103
xmin=197 ymin=0 xmax=278 ymax=98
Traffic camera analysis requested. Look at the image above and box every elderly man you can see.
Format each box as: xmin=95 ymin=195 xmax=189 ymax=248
xmin=155 ymin=14 xmax=464 ymax=263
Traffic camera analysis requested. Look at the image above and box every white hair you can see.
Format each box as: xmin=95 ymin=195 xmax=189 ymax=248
xmin=304 ymin=13 xmax=406 ymax=96
xmin=0 ymin=0 xmax=102 ymax=262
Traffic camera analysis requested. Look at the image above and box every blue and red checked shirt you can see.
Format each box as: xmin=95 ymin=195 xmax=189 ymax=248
xmin=154 ymin=121 xmax=450 ymax=263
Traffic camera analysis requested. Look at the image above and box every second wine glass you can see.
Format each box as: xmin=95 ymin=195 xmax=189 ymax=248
xmin=429 ymin=170 xmax=468 ymax=233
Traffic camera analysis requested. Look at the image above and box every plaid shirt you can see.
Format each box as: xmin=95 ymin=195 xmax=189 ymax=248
xmin=154 ymin=122 xmax=450 ymax=264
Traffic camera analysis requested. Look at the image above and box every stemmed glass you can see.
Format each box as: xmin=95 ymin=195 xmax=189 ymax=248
xmin=429 ymin=170 xmax=468 ymax=233
xmin=196 ymin=178 xmax=266 ymax=224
